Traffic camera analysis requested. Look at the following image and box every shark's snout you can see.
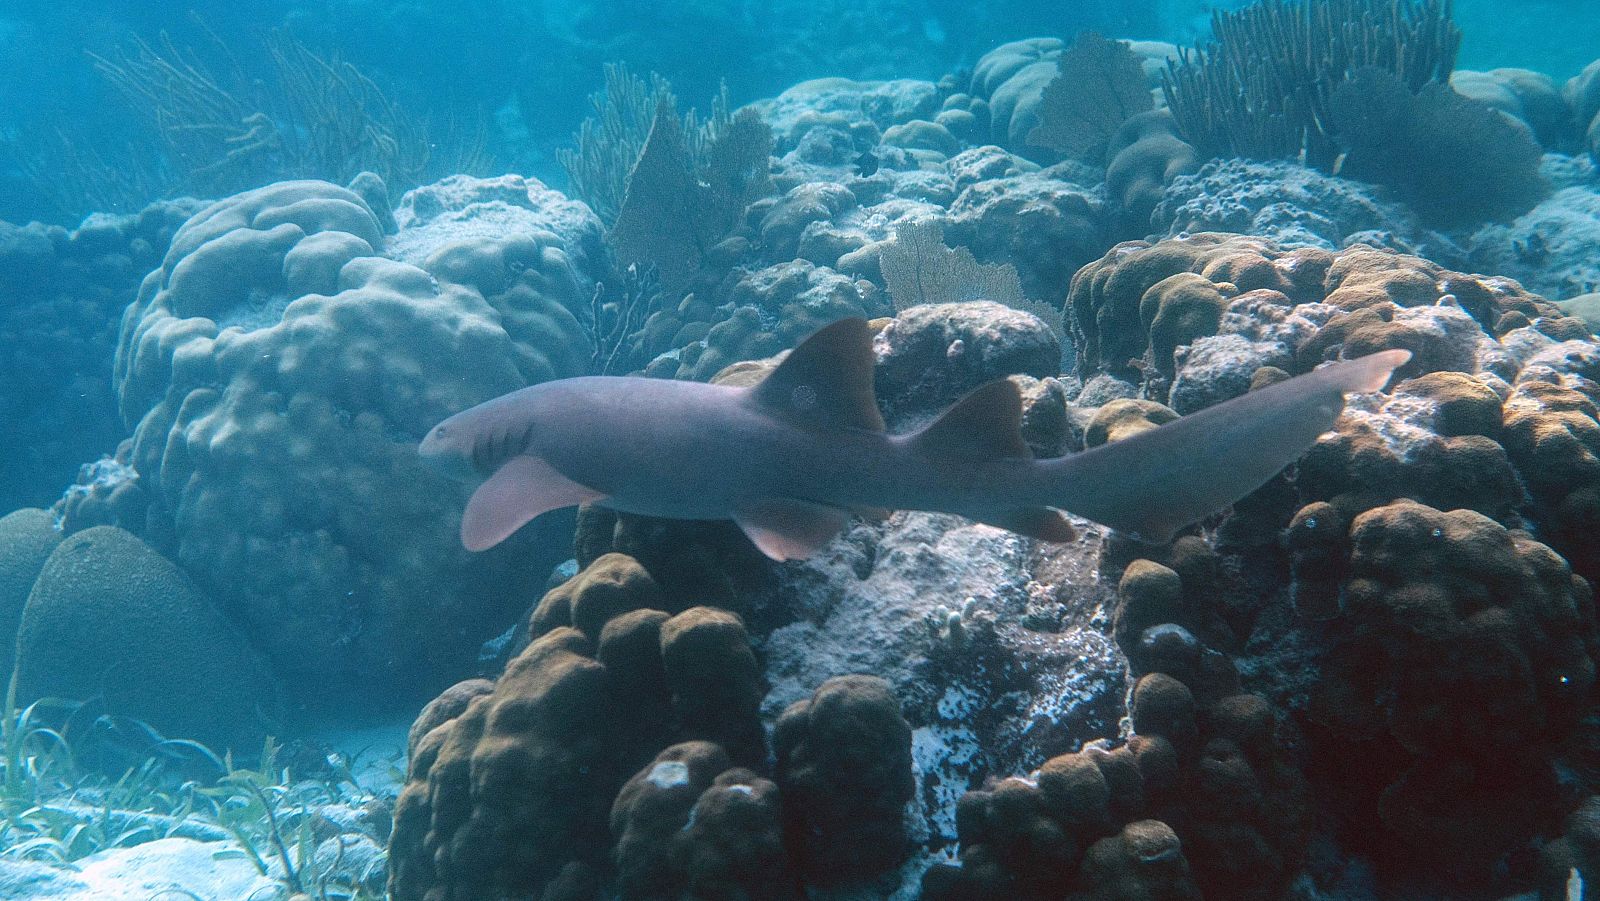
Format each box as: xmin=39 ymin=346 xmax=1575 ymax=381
xmin=419 ymin=420 xmax=478 ymax=482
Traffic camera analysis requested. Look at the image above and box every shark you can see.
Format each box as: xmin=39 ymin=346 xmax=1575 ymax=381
xmin=420 ymin=318 xmax=1410 ymax=561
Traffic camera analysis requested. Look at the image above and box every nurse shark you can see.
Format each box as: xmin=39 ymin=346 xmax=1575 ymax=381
xmin=420 ymin=318 xmax=1409 ymax=560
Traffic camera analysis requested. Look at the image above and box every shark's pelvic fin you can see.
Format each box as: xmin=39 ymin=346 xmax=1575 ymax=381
xmin=750 ymin=318 xmax=885 ymax=432
xmin=461 ymin=455 xmax=605 ymax=552
xmin=908 ymin=379 xmax=1032 ymax=460
xmin=978 ymin=507 xmax=1077 ymax=542
xmin=732 ymin=497 xmax=852 ymax=561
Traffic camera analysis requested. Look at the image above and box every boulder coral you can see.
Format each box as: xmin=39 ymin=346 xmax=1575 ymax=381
xmin=111 ymin=177 xmax=594 ymax=705
xmin=1566 ymin=58 xmax=1600 ymax=164
xmin=1105 ymin=110 xmax=1198 ymax=229
xmin=13 ymin=525 xmax=279 ymax=750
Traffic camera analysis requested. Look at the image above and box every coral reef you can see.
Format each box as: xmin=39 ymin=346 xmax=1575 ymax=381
xmin=0 ymin=198 xmax=202 ymax=514
xmin=872 ymin=300 xmax=1062 ymax=419
xmin=12 ymin=14 xmax=1600 ymax=901
xmin=1162 ymin=0 xmax=1460 ymax=168
xmin=0 ymin=508 xmax=61 ymax=680
xmin=1568 ymin=59 xmax=1600 ymax=165
xmin=13 ymin=525 xmax=279 ymax=750
xmin=1153 ymin=159 xmax=1439 ymax=257
xmin=1470 ymin=185 xmax=1600 ymax=300
xmin=1026 ymin=33 xmax=1153 ymax=164
xmin=611 ymin=741 xmax=794 ymax=901
xmin=774 ymin=675 xmax=915 ymax=886
xmin=112 ymin=176 xmax=595 ymax=706
xmin=389 ymin=550 xmax=914 ymax=899
xmin=1329 ymin=67 xmax=1549 ymax=227
xmin=1452 ymin=67 xmax=1575 ymax=149
xmin=1300 ymin=501 xmax=1596 ymax=880
xmin=1106 ymin=110 xmax=1199 ymax=229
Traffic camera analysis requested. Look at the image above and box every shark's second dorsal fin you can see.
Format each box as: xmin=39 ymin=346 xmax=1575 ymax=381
xmin=909 ymin=379 xmax=1032 ymax=461
xmin=750 ymin=318 xmax=885 ymax=432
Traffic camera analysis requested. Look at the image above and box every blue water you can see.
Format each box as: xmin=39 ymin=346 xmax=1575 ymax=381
xmin=1 ymin=0 xmax=1594 ymax=225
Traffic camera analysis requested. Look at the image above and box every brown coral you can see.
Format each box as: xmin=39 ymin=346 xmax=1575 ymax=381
xmin=1303 ymin=501 xmax=1598 ymax=880
xmin=773 ymin=674 xmax=915 ymax=887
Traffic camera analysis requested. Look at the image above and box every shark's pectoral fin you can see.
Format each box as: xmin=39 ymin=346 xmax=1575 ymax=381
xmin=978 ymin=507 xmax=1077 ymax=543
xmin=461 ymin=455 xmax=605 ymax=552
xmin=732 ymin=498 xmax=851 ymax=561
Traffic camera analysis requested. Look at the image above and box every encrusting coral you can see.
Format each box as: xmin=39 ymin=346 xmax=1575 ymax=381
xmin=0 ymin=198 xmax=202 ymax=515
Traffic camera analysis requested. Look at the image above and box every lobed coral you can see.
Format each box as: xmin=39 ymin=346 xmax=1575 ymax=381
xmin=112 ymin=176 xmax=595 ymax=706
xmin=1567 ymin=59 xmax=1600 ymax=165
xmin=390 ymin=550 xmax=914 ymax=900
xmin=1301 ymin=501 xmax=1597 ymax=880
xmin=1055 ymin=228 xmax=1600 ymax=892
xmin=1066 ymin=232 xmax=1568 ymax=397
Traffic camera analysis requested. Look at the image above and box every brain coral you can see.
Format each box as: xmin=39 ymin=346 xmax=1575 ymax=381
xmin=112 ymin=178 xmax=593 ymax=705
xmin=0 ymin=508 xmax=61 ymax=679
xmin=13 ymin=525 xmax=279 ymax=749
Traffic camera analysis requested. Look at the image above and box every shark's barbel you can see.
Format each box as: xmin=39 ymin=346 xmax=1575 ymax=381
xmin=420 ymin=318 xmax=1409 ymax=560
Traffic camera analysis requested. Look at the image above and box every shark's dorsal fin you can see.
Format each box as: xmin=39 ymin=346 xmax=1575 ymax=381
xmin=461 ymin=455 xmax=605 ymax=552
xmin=750 ymin=318 xmax=885 ymax=432
xmin=732 ymin=497 xmax=851 ymax=561
xmin=909 ymin=379 xmax=1032 ymax=461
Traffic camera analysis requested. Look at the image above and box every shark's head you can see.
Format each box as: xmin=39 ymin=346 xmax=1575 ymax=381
xmin=419 ymin=413 xmax=481 ymax=483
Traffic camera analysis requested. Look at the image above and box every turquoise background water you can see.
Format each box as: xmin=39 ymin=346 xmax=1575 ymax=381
xmin=1 ymin=0 xmax=1596 ymax=226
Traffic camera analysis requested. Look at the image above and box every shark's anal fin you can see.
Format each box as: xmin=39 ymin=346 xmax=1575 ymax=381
xmin=461 ymin=455 xmax=605 ymax=552
xmin=732 ymin=497 xmax=851 ymax=561
xmin=749 ymin=318 xmax=885 ymax=432
xmin=908 ymin=379 xmax=1031 ymax=460
xmin=978 ymin=508 xmax=1077 ymax=542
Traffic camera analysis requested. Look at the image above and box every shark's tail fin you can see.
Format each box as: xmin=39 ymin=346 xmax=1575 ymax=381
xmin=1047 ymin=350 xmax=1411 ymax=543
